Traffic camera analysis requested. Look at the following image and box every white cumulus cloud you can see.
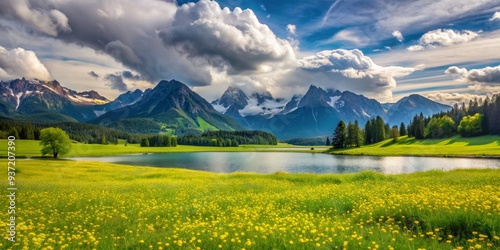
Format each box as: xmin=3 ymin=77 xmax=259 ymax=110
xmin=0 ymin=0 xmax=71 ymax=36
xmin=286 ymin=24 xmax=296 ymax=35
xmin=445 ymin=65 xmax=500 ymax=93
xmin=294 ymin=49 xmax=417 ymax=100
xmin=446 ymin=65 xmax=500 ymax=85
xmin=490 ymin=12 xmax=500 ymax=21
xmin=159 ymin=0 xmax=296 ymax=74
xmin=0 ymin=0 xmax=296 ymax=93
xmin=445 ymin=66 xmax=468 ymax=76
xmin=392 ymin=31 xmax=404 ymax=42
xmin=0 ymin=46 xmax=53 ymax=80
xmin=426 ymin=92 xmax=487 ymax=105
xmin=408 ymin=29 xmax=479 ymax=51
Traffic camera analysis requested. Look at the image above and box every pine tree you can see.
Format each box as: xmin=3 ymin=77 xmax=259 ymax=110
xmin=399 ymin=122 xmax=407 ymax=136
xmin=9 ymin=127 xmax=19 ymax=139
xmin=364 ymin=120 xmax=372 ymax=145
xmin=325 ymin=137 xmax=331 ymax=146
xmin=481 ymin=96 xmax=490 ymax=134
xmin=353 ymin=120 xmax=362 ymax=147
xmin=346 ymin=122 xmax=355 ymax=147
xmin=100 ymin=134 xmax=107 ymax=145
xmin=332 ymin=121 xmax=347 ymax=149
xmin=375 ymin=116 xmax=385 ymax=143
xmin=384 ymin=123 xmax=391 ymax=139
xmin=414 ymin=113 xmax=425 ymax=139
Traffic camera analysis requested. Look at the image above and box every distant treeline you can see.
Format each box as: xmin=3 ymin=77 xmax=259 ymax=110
xmin=0 ymin=120 xmax=143 ymax=144
xmin=178 ymin=130 xmax=277 ymax=147
xmin=140 ymin=134 xmax=177 ymax=147
xmin=286 ymin=137 xmax=328 ymax=146
xmin=330 ymin=94 xmax=500 ymax=148
xmin=0 ymin=120 xmax=279 ymax=148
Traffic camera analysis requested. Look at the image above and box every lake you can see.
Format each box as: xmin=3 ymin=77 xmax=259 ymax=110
xmin=70 ymin=152 xmax=500 ymax=174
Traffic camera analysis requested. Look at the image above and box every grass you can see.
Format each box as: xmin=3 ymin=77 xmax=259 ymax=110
xmin=0 ymin=140 xmax=329 ymax=157
xmin=196 ymin=117 xmax=218 ymax=130
xmin=1 ymin=160 xmax=498 ymax=249
xmin=329 ymin=135 xmax=500 ymax=157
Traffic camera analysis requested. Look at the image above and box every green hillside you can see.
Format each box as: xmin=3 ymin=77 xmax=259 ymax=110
xmin=329 ymin=135 xmax=500 ymax=157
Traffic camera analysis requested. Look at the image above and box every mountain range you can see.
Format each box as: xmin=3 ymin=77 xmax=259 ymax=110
xmin=211 ymin=85 xmax=450 ymax=139
xmin=0 ymin=78 xmax=451 ymax=139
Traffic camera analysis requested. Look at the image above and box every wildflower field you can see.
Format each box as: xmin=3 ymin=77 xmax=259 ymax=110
xmin=1 ymin=160 xmax=499 ymax=250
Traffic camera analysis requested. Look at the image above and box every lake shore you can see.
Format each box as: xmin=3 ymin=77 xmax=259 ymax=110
xmin=0 ymin=139 xmax=330 ymax=157
xmin=328 ymin=135 xmax=500 ymax=158
xmin=1 ymin=135 xmax=499 ymax=159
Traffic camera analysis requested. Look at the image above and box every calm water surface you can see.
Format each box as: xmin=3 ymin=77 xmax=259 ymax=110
xmin=70 ymin=152 xmax=499 ymax=174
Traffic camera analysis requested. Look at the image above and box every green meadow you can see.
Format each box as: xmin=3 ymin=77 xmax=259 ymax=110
xmin=0 ymin=139 xmax=329 ymax=157
xmin=1 ymin=160 xmax=498 ymax=249
xmin=3 ymin=135 xmax=499 ymax=158
xmin=329 ymin=135 xmax=500 ymax=157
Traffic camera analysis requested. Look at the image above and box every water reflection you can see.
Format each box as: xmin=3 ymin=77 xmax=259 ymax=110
xmin=70 ymin=152 xmax=499 ymax=174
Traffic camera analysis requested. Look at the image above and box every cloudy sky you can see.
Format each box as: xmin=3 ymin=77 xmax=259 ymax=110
xmin=0 ymin=0 xmax=499 ymax=104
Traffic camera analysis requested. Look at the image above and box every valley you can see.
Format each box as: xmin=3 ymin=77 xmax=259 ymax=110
xmin=1 ymin=1 xmax=500 ymax=250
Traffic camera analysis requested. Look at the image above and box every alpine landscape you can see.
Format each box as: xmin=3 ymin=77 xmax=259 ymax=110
xmin=0 ymin=0 xmax=499 ymax=249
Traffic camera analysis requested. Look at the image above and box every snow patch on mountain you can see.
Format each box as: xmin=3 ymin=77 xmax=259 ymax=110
xmin=335 ymin=101 xmax=345 ymax=109
xmin=238 ymin=98 xmax=286 ymax=117
xmin=212 ymin=103 xmax=229 ymax=114
xmin=15 ymin=92 xmax=22 ymax=110
xmin=327 ymin=96 xmax=341 ymax=108
xmin=93 ymin=110 xmax=107 ymax=117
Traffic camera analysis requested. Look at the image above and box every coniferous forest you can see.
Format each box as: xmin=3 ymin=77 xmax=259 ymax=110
xmin=0 ymin=120 xmax=143 ymax=144
xmin=0 ymin=119 xmax=278 ymax=147
xmin=331 ymin=94 xmax=500 ymax=148
xmin=178 ymin=130 xmax=277 ymax=147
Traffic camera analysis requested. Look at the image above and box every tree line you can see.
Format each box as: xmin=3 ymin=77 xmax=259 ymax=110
xmin=0 ymin=120 xmax=278 ymax=148
xmin=140 ymin=134 xmax=177 ymax=147
xmin=330 ymin=117 xmax=404 ymax=149
xmin=0 ymin=120 xmax=144 ymax=144
xmin=330 ymin=94 xmax=500 ymax=148
xmin=407 ymin=94 xmax=500 ymax=139
xmin=177 ymin=130 xmax=277 ymax=147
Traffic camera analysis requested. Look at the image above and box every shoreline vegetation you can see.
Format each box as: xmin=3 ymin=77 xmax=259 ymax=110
xmin=1 ymin=134 xmax=499 ymax=158
xmin=328 ymin=135 xmax=500 ymax=158
xmin=2 ymin=160 xmax=498 ymax=249
xmin=0 ymin=139 xmax=330 ymax=158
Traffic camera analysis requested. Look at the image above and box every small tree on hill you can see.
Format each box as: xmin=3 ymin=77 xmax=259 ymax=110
xmin=325 ymin=137 xmax=331 ymax=146
xmin=40 ymin=127 xmax=72 ymax=158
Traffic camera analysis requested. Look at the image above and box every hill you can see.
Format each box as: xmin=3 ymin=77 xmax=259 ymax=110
xmin=91 ymin=80 xmax=244 ymax=135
